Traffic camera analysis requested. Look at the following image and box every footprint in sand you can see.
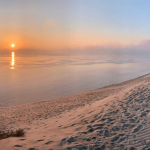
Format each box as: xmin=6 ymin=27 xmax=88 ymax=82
xmin=111 ymin=135 xmax=120 ymax=142
xmin=129 ymin=146 xmax=137 ymax=150
xmin=87 ymin=128 xmax=94 ymax=133
xmin=37 ymin=139 xmax=44 ymax=142
xmin=122 ymin=124 xmax=130 ymax=130
xmin=60 ymin=138 xmax=66 ymax=146
xmin=104 ymin=130 xmax=109 ymax=137
xmin=111 ymin=125 xmax=120 ymax=131
xmin=45 ymin=141 xmax=53 ymax=145
xmin=19 ymin=139 xmax=26 ymax=141
xmin=28 ymin=148 xmax=37 ymax=150
xmin=118 ymin=137 xmax=125 ymax=143
xmin=85 ymin=138 xmax=91 ymax=141
xmin=14 ymin=145 xmax=22 ymax=147
xmin=133 ymin=125 xmax=143 ymax=133
xmin=71 ymin=123 xmax=75 ymax=126
xmin=67 ymin=137 xmax=77 ymax=145
xmin=97 ymin=130 xmax=103 ymax=136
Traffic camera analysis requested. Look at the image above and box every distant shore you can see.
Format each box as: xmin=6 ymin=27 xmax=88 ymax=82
xmin=1 ymin=73 xmax=150 ymax=149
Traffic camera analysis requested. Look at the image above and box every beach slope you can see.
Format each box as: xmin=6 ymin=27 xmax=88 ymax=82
xmin=1 ymin=74 xmax=150 ymax=149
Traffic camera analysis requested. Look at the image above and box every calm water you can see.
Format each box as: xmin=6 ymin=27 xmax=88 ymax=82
xmin=0 ymin=51 xmax=150 ymax=107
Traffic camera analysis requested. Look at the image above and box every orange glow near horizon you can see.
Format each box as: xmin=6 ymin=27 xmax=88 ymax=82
xmin=1 ymin=35 xmax=23 ymax=50
xmin=0 ymin=32 xmax=140 ymax=52
xmin=0 ymin=26 xmax=134 ymax=51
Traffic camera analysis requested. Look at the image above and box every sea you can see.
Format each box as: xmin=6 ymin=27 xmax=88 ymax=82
xmin=0 ymin=51 xmax=150 ymax=107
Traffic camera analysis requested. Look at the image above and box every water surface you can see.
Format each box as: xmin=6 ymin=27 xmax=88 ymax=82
xmin=0 ymin=51 xmax=150 ymax=107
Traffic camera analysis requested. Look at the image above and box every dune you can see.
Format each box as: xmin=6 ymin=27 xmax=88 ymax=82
xmin=1 ymin=74 xmax=150 ymax=149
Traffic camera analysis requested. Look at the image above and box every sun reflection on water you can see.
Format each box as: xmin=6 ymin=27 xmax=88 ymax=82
xmin=11 ymin=52 xmax=15 ymax=69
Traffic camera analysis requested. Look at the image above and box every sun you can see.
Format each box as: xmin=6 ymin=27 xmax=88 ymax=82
xmin=11 ymin=44 xmax=15 ymax=48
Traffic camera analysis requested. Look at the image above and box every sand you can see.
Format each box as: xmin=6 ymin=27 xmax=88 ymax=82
xmin=1 ymin=74 xmax=150 ymax=150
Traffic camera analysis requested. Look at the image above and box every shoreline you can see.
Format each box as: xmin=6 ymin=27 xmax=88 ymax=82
xmin=1 ymin=72 xmax=150 ymax=110
xmin=1 ymin=73 xmax=150 ymax=149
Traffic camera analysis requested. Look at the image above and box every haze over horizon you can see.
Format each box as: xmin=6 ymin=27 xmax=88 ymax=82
xmin=1 ymin=0 xmax=150 ymax=54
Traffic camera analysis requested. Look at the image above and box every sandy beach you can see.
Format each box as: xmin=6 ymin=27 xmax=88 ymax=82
xmin=1 ymin=74 xmax=150 ymax=150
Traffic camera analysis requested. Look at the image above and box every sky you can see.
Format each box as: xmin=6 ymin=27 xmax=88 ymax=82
xmin=1 ymin=0 xmax=150 ymax=53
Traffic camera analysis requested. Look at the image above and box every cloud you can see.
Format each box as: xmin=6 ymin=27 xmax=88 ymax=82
xmin=67 ymin=39 xmax=150 ymax=57
xmin=139 ymin=39 xmax=150 ymax=48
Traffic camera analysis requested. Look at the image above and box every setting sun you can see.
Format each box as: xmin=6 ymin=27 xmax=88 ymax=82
xmin=11 ymin=44 xmax=15 ymax=48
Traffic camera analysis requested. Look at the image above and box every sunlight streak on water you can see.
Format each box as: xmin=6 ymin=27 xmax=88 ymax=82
xmin=11 ymin=52 xmax=15 ymax=69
